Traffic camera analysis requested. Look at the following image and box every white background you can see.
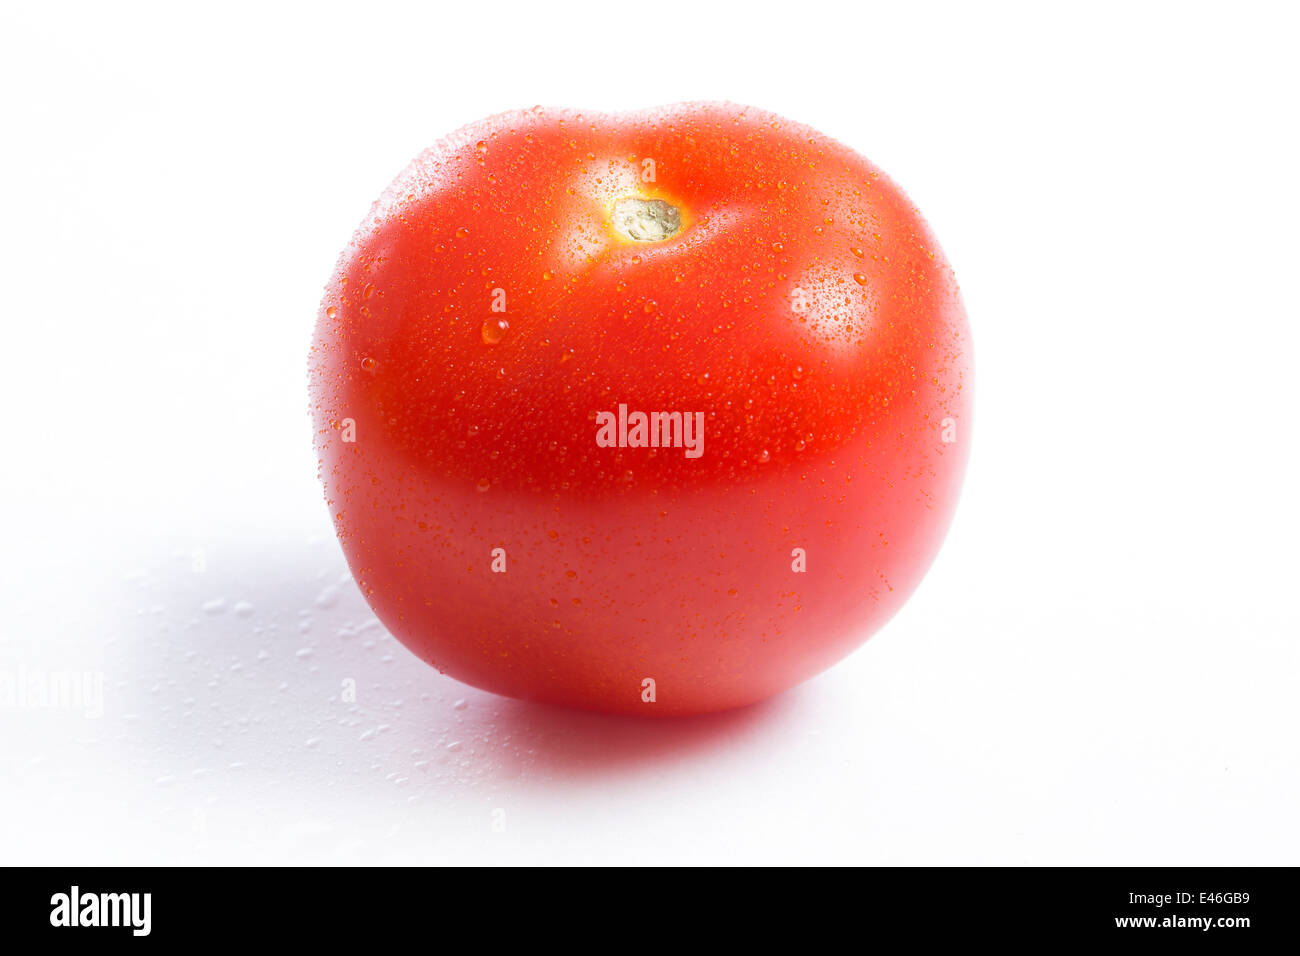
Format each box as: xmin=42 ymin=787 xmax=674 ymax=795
xmin=2 ymin=1 xmax=1297 ymax=865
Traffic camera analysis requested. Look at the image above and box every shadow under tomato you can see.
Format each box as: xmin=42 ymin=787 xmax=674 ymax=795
xmin=478 ymin=690 xmax=800 ymax=782
xmin=109 ymin=515 xmax=805 ymax=798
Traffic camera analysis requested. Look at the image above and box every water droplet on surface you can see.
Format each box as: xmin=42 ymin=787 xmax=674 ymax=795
xmin=852 ymin=273 xmax=868 ymax=285
xmin=481 ymin=318 xmax=508 ymax=345
xmin=361 ymin=356 xmax=377 ymax=372
xmin=476 ymin=477 xmax=491 ymax=492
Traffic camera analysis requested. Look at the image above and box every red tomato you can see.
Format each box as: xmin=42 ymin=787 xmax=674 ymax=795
xmin=310 ymin=102 xmax=971 ymax=715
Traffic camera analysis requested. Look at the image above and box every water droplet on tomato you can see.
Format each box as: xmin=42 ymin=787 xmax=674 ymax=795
xmin=475 ymin=477 xmax=491 ymax=492
xmin=481 ymin=318 xmax=508 ymax=345
xmin=360 ymin=357 xmax=377 ymax=372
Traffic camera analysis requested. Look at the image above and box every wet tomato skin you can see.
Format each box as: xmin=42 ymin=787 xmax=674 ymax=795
xmin=310 ymin=102 xmax=972 ymax=715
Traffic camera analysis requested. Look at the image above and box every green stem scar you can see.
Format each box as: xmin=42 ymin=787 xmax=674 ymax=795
xmin=612 ymin=197 xmax=682 ymax=242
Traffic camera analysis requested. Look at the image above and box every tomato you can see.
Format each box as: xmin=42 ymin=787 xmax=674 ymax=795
xmin=309 ymin=102 xmax=971 ymax=716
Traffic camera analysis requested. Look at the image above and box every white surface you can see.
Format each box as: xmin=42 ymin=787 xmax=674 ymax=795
xmin=2 ymin=1 xmax=1297 ymax=865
